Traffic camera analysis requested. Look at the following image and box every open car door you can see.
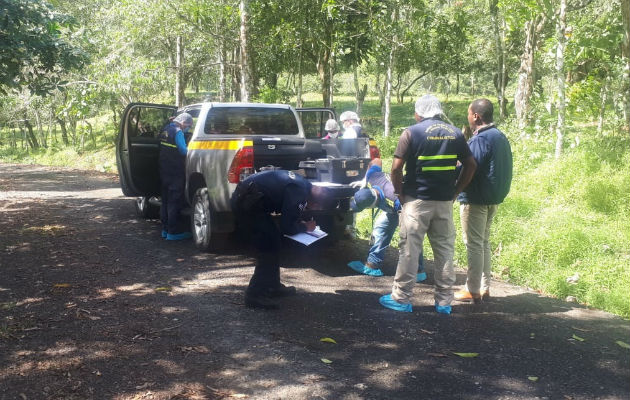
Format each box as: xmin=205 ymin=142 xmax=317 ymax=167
xmin=116 ymin=103 xmax=177 ymax=197
xmin=296 ymin=108 xmax=336 ymax=139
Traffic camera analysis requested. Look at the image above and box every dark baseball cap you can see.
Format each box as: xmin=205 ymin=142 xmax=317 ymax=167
xmin=350 ymin=188 xmax=377 ymax=212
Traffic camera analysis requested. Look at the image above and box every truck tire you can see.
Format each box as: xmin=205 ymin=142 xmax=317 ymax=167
xmin=134 ymin=196 xmax=160 ymax=219
xmin=191 ymin=188 xmax=220 ymax=252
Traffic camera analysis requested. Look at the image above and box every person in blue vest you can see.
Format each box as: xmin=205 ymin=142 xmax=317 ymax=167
xmin=159 ymin=113 xmax=193 ymax=240
xmin=230 ymin=170 xmax=331 ymax=309
xmin=346 ymin=158 xmax=426 ymax=282
xmin=455 ymin=99 xmax=513 ymax=303
xmin=380 ymin=94 xmax=477 ymax=314
xmin=339 ymin=111 xmax=365 ymax=138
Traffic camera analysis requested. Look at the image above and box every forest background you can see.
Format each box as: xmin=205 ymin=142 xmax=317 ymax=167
xmin=0 ymin=0 xmax=629 ymax=318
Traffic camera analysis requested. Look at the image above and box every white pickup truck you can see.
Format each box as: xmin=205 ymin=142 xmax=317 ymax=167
xmin=116 ymin=102 xmax=380 ymax=251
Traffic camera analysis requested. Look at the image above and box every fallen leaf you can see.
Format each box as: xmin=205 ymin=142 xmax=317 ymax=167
xmin=320 ymin=337 xmax=337 ymax=344
xmin=321 ymin=358 xmax=333 ymax=364
xmin=427 ymin=352 xmax=448 ymax=358
xmin=229 ymin=395 xmax=249 ymax=399
xmin=571 ymin=326 xmax=591 ymax=332
xmin=571 ymin=334 xmax=585 ymax=342
xmin=453 ymin=352 xmax=479 ymax=358
xmin=528 ymin=376 xmax=539 ymax=382
xmin=53 ymin=283 xmax=71 ymax=288
xmin=419 ymin=329 xmax=435 ymax=335
xmin=616 ymin=340 xmax=630 ymax=349
xmin=155 ymin=286 xmax=172 ymax=292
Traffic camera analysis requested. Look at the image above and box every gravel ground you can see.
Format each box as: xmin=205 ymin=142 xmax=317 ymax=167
xmin=0 ymin=162 xmax=628 ymax=400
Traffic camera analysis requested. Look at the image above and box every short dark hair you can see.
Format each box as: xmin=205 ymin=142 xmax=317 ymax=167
xmin=470 ymin=98 xmax=494 ymax=123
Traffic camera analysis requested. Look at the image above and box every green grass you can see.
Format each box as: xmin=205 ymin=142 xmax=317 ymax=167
xmin=1 ymin=92 xmax=628 ymax=318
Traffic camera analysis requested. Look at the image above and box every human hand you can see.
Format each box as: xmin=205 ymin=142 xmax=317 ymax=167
xmin=394 ymin=198 xmax=402 ymax=212
xmin=304 ymin=219 xmax=317 ymax=232
xmin=349 ymin=179 xmax=365 ymax=189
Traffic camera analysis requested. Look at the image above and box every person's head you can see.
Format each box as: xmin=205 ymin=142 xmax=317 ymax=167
xmin=339 ymin=111 xmax=359 ymax=128
xmin=324 ymin=119 xmax=340 ymax=138
xmin=173 ymin=113 xmax=194 ymax=133
xmin=307 ymin=184 xmax=336 ymax=210
xmin=414 ymin=94 xmax=443 ymax=122
xmin=468 ymin=98 xmax=494 ymax=131
xmin=349 ymin=187 xmax=379 ymax=212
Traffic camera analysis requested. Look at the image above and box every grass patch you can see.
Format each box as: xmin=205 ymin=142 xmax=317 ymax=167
xmin=1 ymin=93 xmax=628 ymax=318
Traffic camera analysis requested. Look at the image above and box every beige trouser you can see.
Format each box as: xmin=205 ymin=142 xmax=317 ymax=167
xmin=391 ymin=197 xmax=456 ymax=307
xmin=460 ymin=203 xmax=498 ymax=294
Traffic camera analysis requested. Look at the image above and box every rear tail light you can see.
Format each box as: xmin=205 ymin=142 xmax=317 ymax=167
xmin=228 ymin=146 xmax=254 ymax=183
xmin=369 ymin=140 xmax=381 ymax=160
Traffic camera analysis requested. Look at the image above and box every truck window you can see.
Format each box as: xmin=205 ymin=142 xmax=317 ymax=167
xmin=204 ymin=107 xmax=299 ymax=135
xmin=127 ymin=107 xmax=174 ymax=139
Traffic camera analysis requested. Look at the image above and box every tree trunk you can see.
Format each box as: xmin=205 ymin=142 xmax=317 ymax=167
xmin=597 ymin=78 xmax=609 ymax=133
xmin=621 ymin=0 xmax=630 ymax=133
xmin=56 ymin=117 xmax=69 ymax=146
xmin=318 ymin=49 xmax=331 ymax=107
xmin=555 ymin=0 xmax=567 ymax=159
xmin=384 ymin=47 xmax=395 ymax=138
xmin=239 ymin=0 xmax=250 ymax=102
xmin=296 ymin=47 xmax=303 ymax=108
xmin=489 ymin=0 xmax=507 ymax=119
xmin=175 ymin=36 xmax=185 ymax=107
xmin=23 ymin=117 xmax=39 ymax=149
xmin=329 ymin=49 xmax=335 ymax=107
xmin=34 ymin=109 xmax=46 ymax=148
xmin=515 ymin=16 xmax=543 ymax=129
xmin=353 ymin=67 xmax=367 ymax=116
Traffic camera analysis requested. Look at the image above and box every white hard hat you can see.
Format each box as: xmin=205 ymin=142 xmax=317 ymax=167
xmin=415 ymin=95 xmax=443 ymax=119
xmin=173 ymin=112 xmax=193 ymax=127
xmin=339 ymin=111 xmax=359 ymax=122
xmin=324 ymin=119 xmax=340 ymax=131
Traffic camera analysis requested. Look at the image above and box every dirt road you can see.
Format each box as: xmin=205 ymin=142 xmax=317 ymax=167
xmin=1 ymin=163 xmax=628 ymax=400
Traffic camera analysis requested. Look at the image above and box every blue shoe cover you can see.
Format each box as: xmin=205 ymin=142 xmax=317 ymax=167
xmin=166 ymin=232 xmax=192 ymax=241
xmin=161 ymin=230 xmax=168 ymax=238
xmin=347 ymin=261 xmax=383 ymax=277
xmin=379 ymin=294 xmax=412 ymax=312
xmin=435 ymin=301 xmax=452 ymax=315
xmin=416 ymin=272 xmax=427 ymax=282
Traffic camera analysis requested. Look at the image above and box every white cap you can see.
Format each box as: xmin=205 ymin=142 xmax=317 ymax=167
xmin=324 ymin=119 xmax=340 ymax=131
xmin=339 ymin=111 xmax=359 ymax=122
xmin=173 ymin=112 xmax=193 ymax=127
xmin=414 ymin=95 xmax=443 ymax=118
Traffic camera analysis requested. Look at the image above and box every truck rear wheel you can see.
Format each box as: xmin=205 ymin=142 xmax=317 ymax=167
xmin=192 ymin=188 xmax=220 ymax=252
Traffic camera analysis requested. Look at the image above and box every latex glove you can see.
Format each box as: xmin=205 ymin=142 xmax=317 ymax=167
xmin=349 ymin=179 xmax=366 ymax=189
xmin=394 ymin=198 xmax=402 ymax=212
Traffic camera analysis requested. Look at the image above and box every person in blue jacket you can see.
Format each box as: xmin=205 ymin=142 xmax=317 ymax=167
xmin=230 ymin=170 xmax=331 ymax=309
xmin=347 ymin=158 xmax=426 ymax=282
xmin=455 ymin=99 xmax=513 ymax=303
xmin=159 ymin=113 xmax=193 ymax=240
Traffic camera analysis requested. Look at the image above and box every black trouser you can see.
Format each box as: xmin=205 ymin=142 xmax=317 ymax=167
xmin=231 ymin=187 xmax=281 ymax=296
xmin=160 ymin=175 xmax=187 ymax=235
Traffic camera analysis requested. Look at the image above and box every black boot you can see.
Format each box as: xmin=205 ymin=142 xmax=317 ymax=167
xmin=266 ymin=283 xmax=297 ymax=298
xmin=244 ymin=292 xmax=279 ymax=309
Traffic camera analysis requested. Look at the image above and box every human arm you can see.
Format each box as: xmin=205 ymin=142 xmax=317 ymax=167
xmin=175 ymin=130 xmax=188 ymax=155
xmin=453 ymin=154 xmax=476 ymax=200
xmin=280 ymin=185 xmax=310 ymax=235
xmin=391 ymin=129 xmax=411 ymax=204
xmin=391 ymin=156 xmax=405 ymax=204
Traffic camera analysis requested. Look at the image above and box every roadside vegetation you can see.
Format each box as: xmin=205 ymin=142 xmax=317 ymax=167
xmin=2 ymin=91 xmax=629 ymax=318
xmin=0 ymin=0 xmax=628 ymax=317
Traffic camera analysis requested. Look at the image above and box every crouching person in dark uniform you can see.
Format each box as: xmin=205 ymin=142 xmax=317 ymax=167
xmin=159 ymin=113 xmax=193 ymax=240
xmin=230 ymin=170 xmax=329 ymax=309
